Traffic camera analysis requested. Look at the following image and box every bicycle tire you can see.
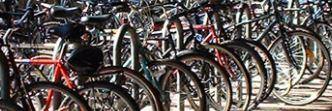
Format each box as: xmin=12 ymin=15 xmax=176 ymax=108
xmin=148 ymin=60 xmax=207 ymax=111
xmin=237 ymin=39 xmax=277 ymax=100
xmin=78 ymin=81 xmax=140 ymax=111
xmin=176 ymin=50 xmax=232 ymax=111
xmin=269 ymin=29 xmax=331 ymax=105
xmin=306 ymin=22 xmax=332 ymax=80
xmin=113 ymin=24 xmax=140 ymax=70
xmin=204 ymin=44 xmax=252 ymax=111
xmin=221 ymin=40 xmax=268 ymax=109
xmin=267 ymin=30 xmax=307 ymax=86
xmin=94 ymin=66 xmax=164 ymax=111
xmin=22 ymin=81 xmax=91 ymax=111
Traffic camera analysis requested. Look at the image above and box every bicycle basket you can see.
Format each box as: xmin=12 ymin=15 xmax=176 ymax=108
xmin=67 ymin=46 xmax=103 ymax=74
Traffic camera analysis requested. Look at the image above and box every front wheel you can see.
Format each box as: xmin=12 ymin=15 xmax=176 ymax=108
xmin=17 ymin=82 xmax=91 ymax=111
xmin=269 ymin=30 xmax=331 ymax=105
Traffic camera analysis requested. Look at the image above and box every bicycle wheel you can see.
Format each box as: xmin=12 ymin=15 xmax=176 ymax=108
xmin=113 ymin=24 xmax=140 ymax=70
xmin=239 ymin=39 xmax=277 ymax=100
xmin=268 ymin=30 xmax=306 ymax=87
xmin=307 ymin=22 xmax=332 ymax=80
xmin=78 ymin=81 xmax=139 ymax=111
xmin=221 ymin=40 xmax=268 ymax=109
xmin=16 ymin=82 xmax=91 ymax=111
xmin=148 ymin=60 xmax=206 ymax=111
xmin=95 ymin=66 xmax=163 ymax=111
xmin=177 ymin=50 xmax=232 ymax=111
xmin=203 ymin=44 xmax=252 ymax=111
xmin=270 ymin=29 xmax=331 ymax=105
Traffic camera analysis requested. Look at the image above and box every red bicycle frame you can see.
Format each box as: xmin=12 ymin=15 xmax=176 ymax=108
xmin=15 ymin=45 xmax=77 ymax=110
xmin=15 ymin=57 xmax=76 ymax=88
xmin=194 ymin=23 xmax=237 ymax=77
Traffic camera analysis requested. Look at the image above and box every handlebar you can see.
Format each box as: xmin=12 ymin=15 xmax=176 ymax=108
xmin=14 ymin=7 xmax=33 ymax=27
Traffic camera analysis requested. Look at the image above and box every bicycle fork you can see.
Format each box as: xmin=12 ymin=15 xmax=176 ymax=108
xmin=280 ymin=35 xmax=302 ymax=69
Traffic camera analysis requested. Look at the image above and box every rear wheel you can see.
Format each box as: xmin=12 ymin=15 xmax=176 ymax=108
xmin=94 ymin=66 xmax=163 ymax=111
xmin=222 ymin=40 xmax=268 ymax=109
xmin=177 ymin=50 xmax=232 ymax=111
xmin=204 ymin=44 xmax=252 ymax=110
xmin=308 ymin=22 xmax=332 ymax=80
xmin=149 ymin=61 xmax=207 ymax=111
xmin=79 ymin=81 xmax=140 ymax=111
xmin=18 ymin=82 xmax=91 ymax=111
xmin=241 ymin=39 xmax=277 ymax=100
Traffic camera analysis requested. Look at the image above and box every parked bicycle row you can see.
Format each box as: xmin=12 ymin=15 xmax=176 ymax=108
xmin=0 ymin=0 xmax=331 ymax=110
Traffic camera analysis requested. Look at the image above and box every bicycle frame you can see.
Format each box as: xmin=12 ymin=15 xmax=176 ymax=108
xmin=114 ymin=23 xmax=202 ymax=111
xmin=15 ymin=57 xmax=76 ymax=89
xmin=16 ymin=53 xmax=77 ymax=109
xmin=2 ymin=28 xmax=78 ymax=109
xmin=233 ymin=0 xmax=303 ymax=67
xmin=163 ymin=9 xmax=239 ymax=78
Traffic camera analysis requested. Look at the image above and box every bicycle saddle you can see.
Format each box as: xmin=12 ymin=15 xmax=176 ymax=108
xmin=80 ymin=14 xmax=111 ymax=25
xmin=50 ymin=6 xmax=81 ymax=18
